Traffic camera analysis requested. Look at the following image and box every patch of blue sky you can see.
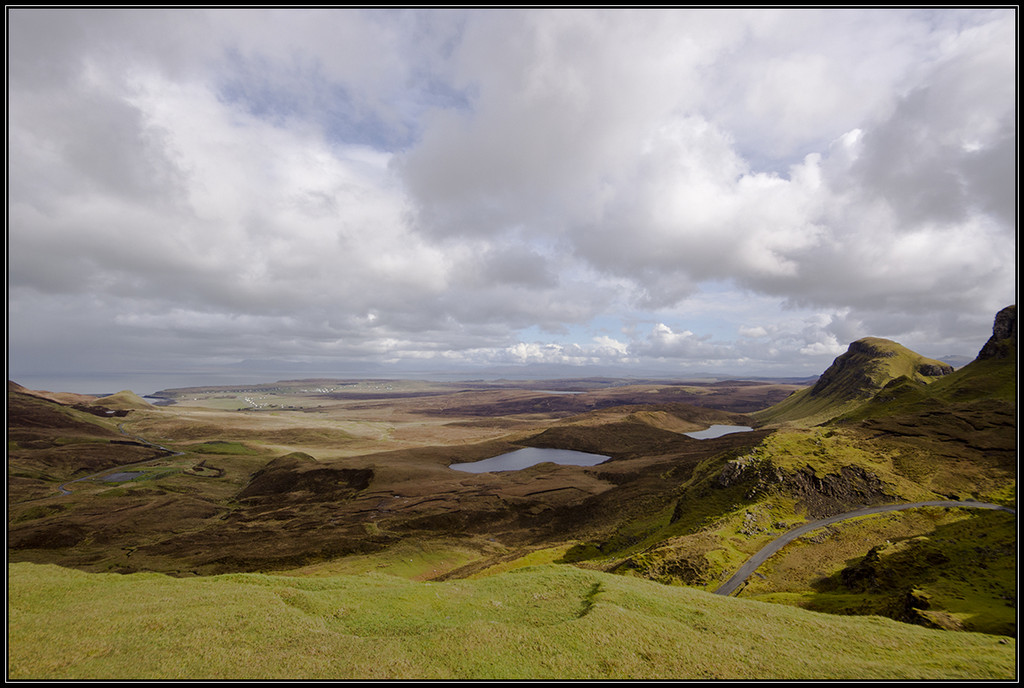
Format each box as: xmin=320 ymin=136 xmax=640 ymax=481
xmin=409 ymin=68 xmax=474 ymax=113
xmin=637 ymin=280 xmax=790 ymax=337
xmin=517 ymin=322 xmax=588 ymax=345
xmin=737 ymin=146 xmax=820 ymax=179
xmin=216 ymin=50 xmax=407 ymax=150
xmin=516 ymin=314 xmax=629 ymax=347
xmin=216 ymin=46 xmax=473 ymax=152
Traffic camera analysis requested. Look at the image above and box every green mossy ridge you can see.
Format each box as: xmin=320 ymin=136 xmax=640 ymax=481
xmin=746 ymin=508 xmax=1016 ymax=636
xmin=8 ymin=562 xmax=1015 ymax=680
xmin=753 ymin=337 xmax=955 ymax=426
xmin=839 ymin=356 xmax=1016 ymax=423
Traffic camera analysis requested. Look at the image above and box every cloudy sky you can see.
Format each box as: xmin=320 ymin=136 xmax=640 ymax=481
xmin=7 ymin=8 xmax=1017 ymax=393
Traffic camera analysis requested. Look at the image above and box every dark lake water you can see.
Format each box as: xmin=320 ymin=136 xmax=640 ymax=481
xmin=684 ymin=424 xmax=754 ymax=440
xmin=450 ymin=447 xmax=611 ymax=473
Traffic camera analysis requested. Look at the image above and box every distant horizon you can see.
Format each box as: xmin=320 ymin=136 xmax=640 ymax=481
xmin=11 ymin=367 xmax=823 ymax=399
xmin=13 ymin=350 xmax=979 ymax=398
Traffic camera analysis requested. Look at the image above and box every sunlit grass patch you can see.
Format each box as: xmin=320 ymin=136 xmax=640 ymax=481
xmin=187 ymin=440 xmax=258 ymax=455
xmin=470 ymin=544 xmax=577 ymax=578
xmin=279 ymin=538 xmax=491 ymax=581
xmin=8 ymin=562 xmax=1015 ymax=680
xmin=741 ymin=507 xmax=1016 ymax=636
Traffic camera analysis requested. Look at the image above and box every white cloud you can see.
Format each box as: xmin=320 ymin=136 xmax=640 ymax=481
xmin=6 ymin=9 xmax=1015 ymax=391
xmin=739 ymin=326 xmax=768 ymax=339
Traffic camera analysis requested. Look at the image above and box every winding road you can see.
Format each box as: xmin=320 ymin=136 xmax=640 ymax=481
xmin=714 ymin=500 xmax=1016 ymax=596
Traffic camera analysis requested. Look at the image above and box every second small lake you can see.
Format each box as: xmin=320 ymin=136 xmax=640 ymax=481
xmin=450 ymin=447 xmax=611 ymax=473
xmin=684 ymin=424 xmax=754 ymax=440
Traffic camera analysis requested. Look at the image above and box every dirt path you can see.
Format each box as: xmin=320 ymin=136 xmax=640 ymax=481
xmin=714 ymin=500 xmax=1016 ymax=596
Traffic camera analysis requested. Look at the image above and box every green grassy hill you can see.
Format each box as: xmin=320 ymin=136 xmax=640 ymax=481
xmin=7 ymin=562 xmax=1014 ymax=680
xmin=95 ymin=390 xmax=156 ymax=411
xmin=566 ymin=309 xmax=1015 ymax=635
xmin=753 ymin=337 xmax=954 ymax=426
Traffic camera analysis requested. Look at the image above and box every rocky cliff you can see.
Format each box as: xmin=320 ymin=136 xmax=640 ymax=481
xmin=977 ymin=305 xmax=1016 ymax=360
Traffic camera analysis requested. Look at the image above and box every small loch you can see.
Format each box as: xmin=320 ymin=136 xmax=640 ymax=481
xmin=450 ymin=447 xmax=611 ymax=473
xmin=684 ymin=424 xmax=754 ymax=440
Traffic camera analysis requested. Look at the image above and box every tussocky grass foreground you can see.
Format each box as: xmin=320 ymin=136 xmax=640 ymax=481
xmin=8 ymin=561 xmax=1014 ymax=680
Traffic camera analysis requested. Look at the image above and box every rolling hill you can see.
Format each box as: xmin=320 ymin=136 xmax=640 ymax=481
xmin=7 ymin=562 xmax=1014 ymax=680
xmin=752 ymin=337 xmax=955 ymax=426
xmin=605 ymin=307 xmax=1015 ymax=634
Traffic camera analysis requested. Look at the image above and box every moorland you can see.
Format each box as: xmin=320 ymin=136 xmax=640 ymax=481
xmin=6 ymin=306 xmax=1016 ymax=679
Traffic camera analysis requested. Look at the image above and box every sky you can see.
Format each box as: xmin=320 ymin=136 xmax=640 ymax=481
xmin=7 ymin=8 xmax=1017 ymax=394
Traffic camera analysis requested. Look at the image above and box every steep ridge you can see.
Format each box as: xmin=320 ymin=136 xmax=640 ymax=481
xmin=835 ymin=305 xmax=1016 ymax=491
xmin=977 ymin=304 xmax=1017 ymax=360
xmin=753 ymin=337 xmax=953 ymax=426
xmin=605 ymin=308 xmax=1015 ymax=634
xmin=831 ymin=308 xmax=1014 ymax=426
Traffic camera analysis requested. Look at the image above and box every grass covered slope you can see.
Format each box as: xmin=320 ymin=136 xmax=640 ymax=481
xmin=91 ymin=390 xmax=156 ymax=411
xmin=582 ymin=311 xmax=1015 ymax=635
xmin=7 ymin=562 xmax=1015 ymax=680
xmin=635 ymin=309 xmax=1015 ymax=634
xmin=753 ymin=337 xmax=954 ymax=426
xmin=739 ymin=505 xmax=1017 ymax=636
xmin=7 ymin=384 xmax=172 ymax=503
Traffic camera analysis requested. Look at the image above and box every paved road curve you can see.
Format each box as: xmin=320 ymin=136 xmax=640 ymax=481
xmin=714 ymin=501 xmax=1016 ymax=596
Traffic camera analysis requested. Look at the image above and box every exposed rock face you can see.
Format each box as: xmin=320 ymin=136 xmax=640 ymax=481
xmin=809 ymin=340 xmax=887 ymax=398
xmin=713 ymin=453 xmax=784 ymax=490
xmin=613 ymin=548 xmax=710 ymax=586
xmin=714 ymin=456 xmax=753 ymax=488
xmin=711 ymin=456 xmax=890 ymax=520
xmin=916 ymin=363 xmax=953 ymax=377
xmin=978 ymin=305 xmax=1017 ymax=360
xmin=784 ymin=465 xmax=889 ymax=519
xmin=809 ymin=336 xmax=954 ymax=402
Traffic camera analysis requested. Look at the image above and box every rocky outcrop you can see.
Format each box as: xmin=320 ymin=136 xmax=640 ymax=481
xmin=711 ymin=456 xmax=890 ymax=520
xmin=809 ymin=341 xmax=882 ymax=398
xmin=614 ymin=548 xmax=711 ymax=586
xmin=811 ymin=337 xmax=954 ymax=400
xmin=784 ymin=465 xmax=889 ymax=519
xmin=916 ymin=362 xmax=953 ymax=377
xmin=713 ymin=452 xmax=784 ymax=490
xmin=978 ymin=305 xmax=1017 ymax=360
